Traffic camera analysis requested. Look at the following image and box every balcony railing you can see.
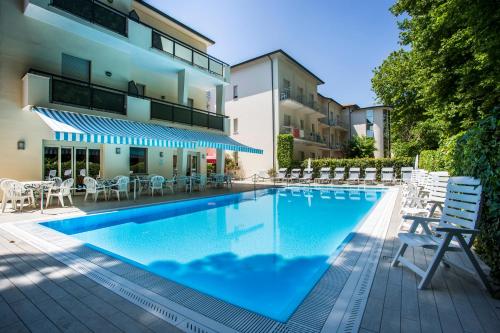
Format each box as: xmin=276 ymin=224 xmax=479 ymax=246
xmin=280 ymin=126 xmax=326 ymax=144
xmin=29 ymin=69 xmax=226 ymax=131
xmin=152 ymin=30 xmax=227 ymax=78
xmin=49 ymin=74 xmax=127 ymax=115
xmin=51 ymin=0 xmax=128 ymax=36
xmin=150 ymin=100 xmax=225 ymax=131
xmin=319 ymin=117 xmax=347 ymax=128
xmin=279 ymin=89 xmax=320 ymax=111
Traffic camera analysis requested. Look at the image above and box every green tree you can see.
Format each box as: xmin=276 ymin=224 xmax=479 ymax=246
xmin=372 ymin=0 xmax=500 ymax=156
xmin=346 ymin=136 xmax=376 ymax=158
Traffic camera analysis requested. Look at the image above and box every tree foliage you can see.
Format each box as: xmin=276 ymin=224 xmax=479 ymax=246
xmin=277 ymin=134 xmax=294 ymax=168
xmin=345 ymin=136 xmax=376 ymax=158
xmin=372 ymin=0 xmax=500 ymax=157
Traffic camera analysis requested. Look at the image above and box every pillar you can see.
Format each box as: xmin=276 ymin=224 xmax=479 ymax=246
xmin=216 ymin=149 xmax=225 ymax=174
xmin=177 ymin=69 xmax=188 ymax=105
xmin=176 ymin=148 xmax=188 ymax=176
xmin=215 ymin=84 xmax=226 ymax=174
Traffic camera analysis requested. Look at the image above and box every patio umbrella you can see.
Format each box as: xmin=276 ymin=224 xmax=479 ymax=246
xmin=414 ymin=154 xmax=419 ymax=169
xmin=307 ymin=158 xmax=311 ymax=170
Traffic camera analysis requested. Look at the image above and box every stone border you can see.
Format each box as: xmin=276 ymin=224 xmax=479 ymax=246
xmin=0 ymin=187 xmax=398 ymax=333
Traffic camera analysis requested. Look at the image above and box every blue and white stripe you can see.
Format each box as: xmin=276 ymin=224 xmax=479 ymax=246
xmin=33 ymin=107 xmax=263 ymax=154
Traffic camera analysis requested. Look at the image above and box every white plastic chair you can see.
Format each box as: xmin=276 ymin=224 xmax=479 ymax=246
xmin=381 ymin=167 xmax=394 ymax=185
xmin=46 ymin=178 xmax=74 ymax=208
xmin=363 ymin=168 xmax=377 ymax=185
xmin=347 ymin=167 xmax=360 ymax=184
xmin=332 ymin=167 xmax=345 ymax=184
xmin=150 ymin=176 xmax=165 ymax=196
xmin=47 ymin=170 xmax=57 ymax=180
xmin=392 ymin=177 xmax=491 ymax=292
xmin=109 ymin=176 xmax=129 ymax=201
xmin=315 ymin=167 xmax=331 ymax=184
xmin=193 ymin=175 xmax=207 ymax=191
xmin=6 ymin=182 xmax=32 ymax=212
xmin=83 ymin=177 xmax=107 ymax=201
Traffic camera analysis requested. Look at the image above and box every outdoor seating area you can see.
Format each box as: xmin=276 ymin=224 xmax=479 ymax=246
xmin=0 ymin=173 xmax=234 ymax=214
xmin=273 ymin=166 xmax=400 ymax=185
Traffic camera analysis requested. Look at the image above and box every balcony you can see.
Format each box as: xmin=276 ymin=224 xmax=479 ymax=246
xmin=279 ymin=89 xmax=323 ymax=117
xmin=280 ymin=126 xmax=327 ymax=146
xmin=23 ymin=69 xmax=226 ymax=132
xmin=24 ymin=0 xmax=230 ymax=85
xmin=51 ymin=0 xmax=127 ymax=36
xmin=319 ymin=117 xmax=348 ymax=130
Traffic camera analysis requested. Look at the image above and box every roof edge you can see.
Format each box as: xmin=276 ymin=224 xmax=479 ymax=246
xmin=231 ymin=49 xmax=325 ymax=85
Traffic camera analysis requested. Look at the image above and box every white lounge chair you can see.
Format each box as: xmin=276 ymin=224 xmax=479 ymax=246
xmin=363 ymin=168 xmax=377 ymax=185
xmin=381 ymin=167 xmax=394 ymax=185
xmin=315 ymin=167 xmax=331 ymax=184
xmin=150 ymin=175 xmax=165 ymax=196
xmin=299 ymin=168 xmax=313 ymax=183
xmin=347 ymin=167 xmax=360 ymax=184
xmin=289 ymin=168 xmax=301 ymax=183
xmin=46 ymin=178 xmax=74 ymax=208
xmin=400 ymin=167 xmax=413 ymax=184
xmin=109 ymin=176 xmax=129 ymax=201
xmin=83 ymin=177 xmax=107 ymax=201
xmin=274 ymin=168 xmax=288 ymax=182
xmin=332 ymin=167 xmax=345 ymax=184
xmin=392 ymin=176 xmax=492 ymax=292
xmin=401 ymin=171 xmax=449 ymax=218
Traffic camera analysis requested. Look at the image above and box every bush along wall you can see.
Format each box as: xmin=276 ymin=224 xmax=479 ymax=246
xmin=277 ymin=134 xmax=294 ymax=169
xmin=300 ymin=157 xmax=414 ymax=181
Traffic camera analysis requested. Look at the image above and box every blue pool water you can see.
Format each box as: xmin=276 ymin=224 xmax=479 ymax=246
xmin=42 ymin=187 xmax=384 ymax=321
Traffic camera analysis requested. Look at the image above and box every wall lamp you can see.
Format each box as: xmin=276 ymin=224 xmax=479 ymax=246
xmin=115 ymin=147 xmax=121 ymax=154
xmin=17 ymin=140 xmax=26 ymax=150
xmin=159 ymin=152 xmax=164 ymax=158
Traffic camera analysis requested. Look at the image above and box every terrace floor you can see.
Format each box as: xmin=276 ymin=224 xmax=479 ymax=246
xmin=0 ymin=183 xmax=499 ymax=332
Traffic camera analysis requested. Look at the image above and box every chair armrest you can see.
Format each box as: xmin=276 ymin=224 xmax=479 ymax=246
xmin=402 ymin=215 xmax=440 ymax=223
xmin=435 ymin=227 xmax=480 ymax=235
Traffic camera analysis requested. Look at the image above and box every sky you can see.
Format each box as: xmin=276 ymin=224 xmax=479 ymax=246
xmin=146 ymin=0 xmax=402 ymax=107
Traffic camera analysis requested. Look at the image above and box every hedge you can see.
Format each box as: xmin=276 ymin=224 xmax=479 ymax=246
xmin=419 ymin=109 xmax=500 ymax=283
xmin=277 ymin=134 xmax=294 ymax=168
xmin=299 ymin=157 xmax=414 ymax=181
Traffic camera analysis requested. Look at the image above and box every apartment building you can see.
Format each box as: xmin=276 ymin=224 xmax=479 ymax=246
xmin=0 ymin=0 xmax=261 ymax=181
xmin=317 ymin=94 xmax=349 ymax=158
xmin=346 ymin=105 xmax=392 ymax=158
xmin=225 ymin=50 xmax=340 ymax=177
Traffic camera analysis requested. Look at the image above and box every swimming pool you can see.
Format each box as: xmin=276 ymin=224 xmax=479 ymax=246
xmin=41 ymin=187 xmax=385 ymax=322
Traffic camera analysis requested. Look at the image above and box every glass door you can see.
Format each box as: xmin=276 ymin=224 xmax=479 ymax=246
xmin=88 ymin=149 xmax=101 ymax=178
xmin=43 ymin=147 xmax=59 ymax=179
xmin=60 ymin=147 xmax=73 ymax=179
xmin=74 ymin=148 xmax=87 ymax=189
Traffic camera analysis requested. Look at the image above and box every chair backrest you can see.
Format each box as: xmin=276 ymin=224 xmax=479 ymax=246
xmin=320 ymin=167 xmax=331 ymax=179
xmin=401 ymin=167 xmax=413 ymax=182
xmin=349 ymin=167 xmax=360 ymax=179
xmin=0 ymin=179 xmax=15 ymax=192
xmin=291 ymin=169 xmax=301 ymax=178
xmin=48 ymin=170 xmax=57 ymax=178
xmin=151 ymin=175 xmax=165 ymax=187
xmin=428 ymin=171 xmax=449 ymax=202
xmin=60 ymin=178 xmax=74 ymax=195
xmin=63 ymin=169 xmax=72 ymax=177
xmin=52 ymin=177 xmax=63 ymax=187
xmin=438 ymin=177 xmax=482 ymax=241
xmin=277 ymin=168 xmax=287 ymax=178
xmin=365 ymin=168 xmax=376 ymax=180
xmin=334 ymin=167 xmax=345 ymax=179
xmin=79 ymin=169 xmax=86 ymax=177
xmin=382 ymin=167 xmax=394 ymax=180
xmin=303 ymin=169 xmax=313 ymax=179
xmin=7 ymin=181 xmax=25 ymax=197
xmin=116 ymin=176 xmax=129 ymax=191
xmin=83 ymin=177 xmax=97 ymax=192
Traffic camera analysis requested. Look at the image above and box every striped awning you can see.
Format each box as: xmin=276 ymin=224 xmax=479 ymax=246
xmin=33 ymin=107 xmax=263 ymax=154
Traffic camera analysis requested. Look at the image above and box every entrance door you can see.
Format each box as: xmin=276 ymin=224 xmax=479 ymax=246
xmin=60 ymin=147 xmax=73 ymax=179
xmin=186 ymin=153 xmax=199 ymax=176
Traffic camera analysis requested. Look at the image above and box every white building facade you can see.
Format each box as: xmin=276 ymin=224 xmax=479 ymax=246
xmin=0 ymin=0 xmax=261 ymax=181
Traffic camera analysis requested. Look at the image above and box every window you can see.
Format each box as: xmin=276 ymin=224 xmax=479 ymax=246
xmin=130 ymin=147 xmax=147 ymax=174
xmin=88 ymin=149 xmax=101 ymax=178
xmin=297 ymin=87 xmax=304 ymax=102
xmin=311 ymin=152 xmax=316 ymax=159
xmin=284 ymin=114 xmax=291 ymax=127
xmin=300 ymin=119 xmax=304 ymax=130
xmin=233 ymin=118 xmax=239 ymax=134
xmin=233 ymin=151 xmax=239 ymax=166
xmin=60 ymin=148 xmax=72 ymax=179
xmin=311 ymin=123 xmax=315 ymax=133
xmin=173 ymin=154 xmax=178 ymax=174
xmin=43 ymin=147 xmax=58 ymax=179
xmin=62 ymin=54 xmax=90 ymax=82
xmin=300 ymin=151 xmax=305 ymax=161
xmin=366 ymin=109 xmax=374 ymax=138
xmin=233 ymin=85 xmax=238 ymax=99
xmin=283 ymin=79 xmax=291 ymax=90
xmin=187 ymin=98 xmax=194 ymax=108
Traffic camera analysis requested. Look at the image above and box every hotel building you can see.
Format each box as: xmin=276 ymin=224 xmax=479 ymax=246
xmin=0 ymin=0 xmax=261 ymax=182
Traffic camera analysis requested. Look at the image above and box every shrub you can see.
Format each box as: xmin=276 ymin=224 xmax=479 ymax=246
xmin=450 ymin=110 xmax=500 ymax=281
xmin=277 ymin=134 xmax=294 ymax=168
xmin=346 ymin=135 xmax=376 ymax=158
xmin=300 ymin=157 xmax=414 ymax=181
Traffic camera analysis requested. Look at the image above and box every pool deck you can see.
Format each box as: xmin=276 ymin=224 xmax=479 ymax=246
xmin=0 ymin=183 xmax=499 ymax=332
